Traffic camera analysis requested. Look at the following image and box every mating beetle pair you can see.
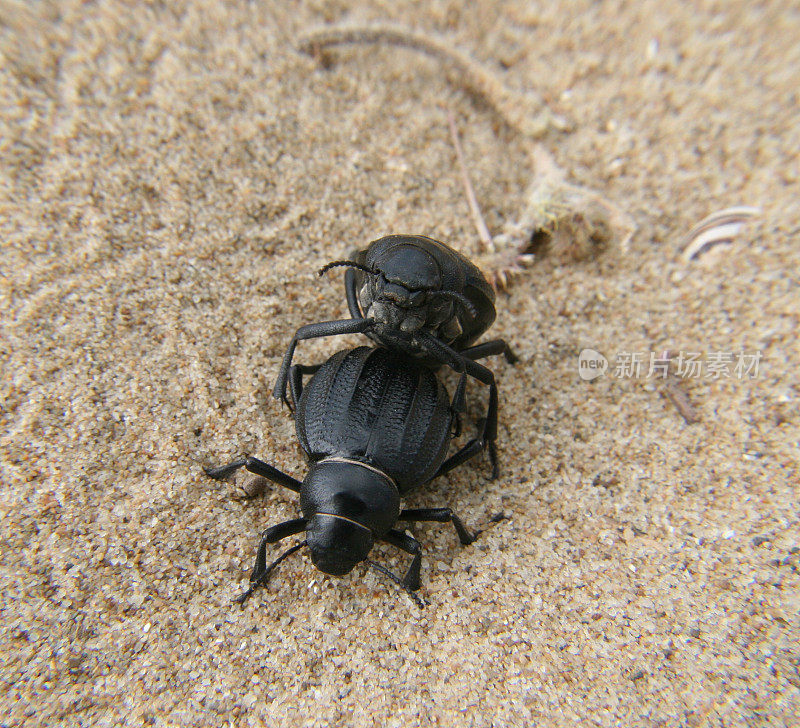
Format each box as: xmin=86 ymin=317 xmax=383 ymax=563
xmin=205 ymin=235 xmax=514 ymax=605
xmin=274 ymin=234 xmax=517 ymax=474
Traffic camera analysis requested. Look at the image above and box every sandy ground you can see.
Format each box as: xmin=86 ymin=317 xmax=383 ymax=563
xmin=1 ymin=1 xmax=799 ymax=726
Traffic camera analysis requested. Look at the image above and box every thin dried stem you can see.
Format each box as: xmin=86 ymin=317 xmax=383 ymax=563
xmin=297 ymin=23 xmax=569 ymax=138
xmin=447 ymin=110 xmax=494 ymax=253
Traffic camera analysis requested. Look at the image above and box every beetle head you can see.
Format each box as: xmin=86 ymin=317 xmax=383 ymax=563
xmin=300 ymin=459 xmax=400 ymax=576
xmin=353 ymin=243 xmax=440 ymax=333
xmin=305 ymin=514 xmax=373 ymax=576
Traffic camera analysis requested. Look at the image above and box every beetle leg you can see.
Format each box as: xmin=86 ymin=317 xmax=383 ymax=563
xmin=433 ymin=380 xmax=499 ymax=480
xmin=431 ymin=437 xmax=485 ymax=478
xmin=365 ymin=560 xmax=427 ymax=608
xmin=478 ymin=381 xmax=500 ymax=480
xmin=483 ymin=381 xmax=499 ymax=451
xmin=460 ymin=338 xmax=518 ymax=365
xmin=451 ymin=411 xmax=462 ymax=438
xmin=260 ymin=517 xmax=307 ymax=543
xmin=460 ymin=360 xmax=501 ymax=479
xmin=382 ymin=529 xmax=423 ymax=590
xmin=344 ymin=268 xmax=365 ymax=319
xmin=273 ymin=318 xmax=373 ymax=408
xmin=416 ymin=333 xmax=508 ymax=420
xmin=415 ymin=332 xmax=468 ymax=412
xmin=486 ymin=439 xmax=499 ymax=481
xmin=288 ymin=363 xmax=322 ymax=411
xmin=204 ymin=455 xmax=303 ymax=493
xmin=398 ymin=508 xmax=475 ymax=545
xmin=416 ymin=330 xmax=462 ymax=371
xmin=235 ymin=539 xmax=305 ymax=605
xmin=452 ymin=372 xmax=468 ymax=414
xmin=416 ymin=332 xmax=503 ymax=393
xmin=460 ymin=356 xmax=496 ymax=386
xmin=248 ymin=518 xmax=307 ymax=580
xmin=236 ymin=520 xmax=307 ymax=604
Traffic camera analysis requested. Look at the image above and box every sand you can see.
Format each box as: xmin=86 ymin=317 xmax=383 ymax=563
xmin=1 ymin=1 xmax=798 ymax=726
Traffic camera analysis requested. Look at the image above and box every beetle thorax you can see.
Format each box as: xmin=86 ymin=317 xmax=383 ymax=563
xmin=300 ymin=458 xmax=401 ymax=535
xmin=300 ymin=458 xmax=402 ymax=577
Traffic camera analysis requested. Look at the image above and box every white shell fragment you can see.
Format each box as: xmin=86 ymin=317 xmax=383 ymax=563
xmin=680 ymin=206 xmax=761 ymax=264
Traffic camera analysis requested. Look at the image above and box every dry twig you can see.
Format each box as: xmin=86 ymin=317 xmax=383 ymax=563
xmin=661 ymin=380 xmax=700 ymax=425
xmin=297 ymin=23 xmax=570 ymax=138
xmin=446 ymin=110 xmax=494 ymax=252
xmin=658 ymin=351 xmax=700 ymax=424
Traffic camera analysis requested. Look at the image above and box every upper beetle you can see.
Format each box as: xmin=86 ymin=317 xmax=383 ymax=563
xmin=332 ymin=234 xmax=497 ymax=352
xmin=273 ymin=234 xmax=517 ymax=428
xmin=206 ymin=345 xmax=497 ymax=607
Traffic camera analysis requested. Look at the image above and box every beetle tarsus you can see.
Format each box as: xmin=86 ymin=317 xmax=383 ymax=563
xmin=204 ymin=456 xmax=302 ymax=493
xmin=382 ymin=529 xmax=423 ymax=590
xmin=367 ymin=559 xmax=427 ymax=609
xmin=488 ymin=441 xmax=499 ymax=481
xmin=233 ymin=587 xmax=254 ymax=605
xmin=235 ymin=541 xmax=305 ymax=605
xmin=204 ymin=458 xmax=249 ymax=481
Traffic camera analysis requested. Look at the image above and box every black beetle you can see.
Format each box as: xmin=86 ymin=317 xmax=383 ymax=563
xmin=206 ymin=346 xmax=496 ymax=607
xmin=335 ymin=234 xmax=498 ymax=354
xmin=273 ymin=235 xmax=517 ymax=458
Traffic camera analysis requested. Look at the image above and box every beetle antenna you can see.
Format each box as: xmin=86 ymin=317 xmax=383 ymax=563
xmin=318 ymin=260 xmax=374 ymax=277
xmin=233 ymin=541 xmax=306 ymax=605
xmin=431 ymin=290 xmax=479 ymax=319
xmin=366 ymin=559 xmax=427 ymax=609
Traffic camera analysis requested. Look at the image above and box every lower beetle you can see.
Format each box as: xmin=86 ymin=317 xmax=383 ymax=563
xmin=273 ymin=234 xmax=516 ymax=420
xmin=206 ymin=346 xmax=497 ymax=607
